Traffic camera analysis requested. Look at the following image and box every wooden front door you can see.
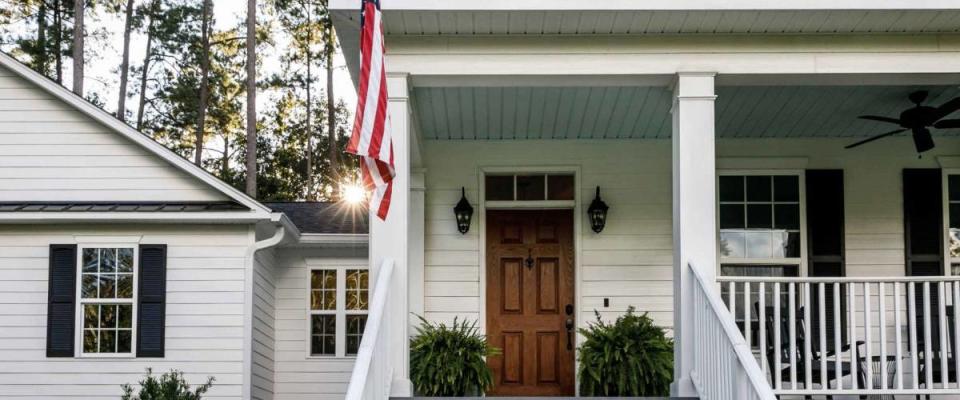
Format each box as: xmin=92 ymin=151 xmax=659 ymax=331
xmin=486 ymin=210 xmax=575 ymax=396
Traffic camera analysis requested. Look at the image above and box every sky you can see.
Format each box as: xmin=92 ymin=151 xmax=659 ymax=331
xmin=2 ymin=0 xmax=358 ymax=118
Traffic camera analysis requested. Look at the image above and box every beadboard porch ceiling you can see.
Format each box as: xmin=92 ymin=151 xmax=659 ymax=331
xmin=413 ymin=85 xmax=960 ymax=140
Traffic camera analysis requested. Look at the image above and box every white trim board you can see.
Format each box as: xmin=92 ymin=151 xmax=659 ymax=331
xmin=0 ymin=52 xmax=272 ymax=218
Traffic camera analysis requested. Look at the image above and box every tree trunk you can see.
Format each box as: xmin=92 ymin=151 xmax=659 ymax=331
xmin=325 ymin=20 xmax=338 ymax=194
xmin=136 ymin=3 xmax=156 ymax=131
xmin=72 ymin=0 xmax=84 ymax=95
xmin=116 ymin=0 xmax=135 ymax=120
xmin=194 ymin=0 xmax=212 ymax=166
xmin=36 ymin=0 xmax=48 ymax=74
xmin=244 ymin=0 xmax=257 ymax=197
xmin=304 ymin=1 xmax=314 ymax=200
xmin=222 ymin=136 xmax=230 ymax=180
xmin=53 ymin=0 xmax=63 ymax=83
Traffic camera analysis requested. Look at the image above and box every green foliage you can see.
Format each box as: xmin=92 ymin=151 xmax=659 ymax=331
xmin=120 ymin=369 xmax=214 ymax=400
xmin=577 ymin=306 xmax=673 ymax=397
xmin=409 ymin=315 xmax=500 ymax=397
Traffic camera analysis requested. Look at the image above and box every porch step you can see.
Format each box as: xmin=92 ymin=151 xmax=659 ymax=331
xmin=392 ymin=397 xmax=698 ymax=399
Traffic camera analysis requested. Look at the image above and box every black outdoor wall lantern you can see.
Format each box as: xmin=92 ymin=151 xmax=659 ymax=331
xmin=588 ymin=186 xmax=609 ymax=233
xmin=453 ymin=187 xmax=473 ymax=234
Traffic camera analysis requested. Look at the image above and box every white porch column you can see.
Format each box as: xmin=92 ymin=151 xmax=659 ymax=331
xmin=670 ymin=72 xmax=717 ymax=398
xmin=371 ymin=73 xmax=413 ymax=397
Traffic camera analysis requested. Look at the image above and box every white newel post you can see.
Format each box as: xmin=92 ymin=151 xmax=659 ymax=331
xmin=370 ymin=73 xmax=413 ymax=397
xmin=670 ymin=72 xmax=717 ymax=398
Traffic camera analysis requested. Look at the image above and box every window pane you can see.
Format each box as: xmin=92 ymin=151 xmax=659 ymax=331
xmin=117 ymin=330 xmax=132 ymax=353
xmin=746 ymin=204 xmax=773 ymax=228
xmin=99 ymin=275 xmax=116 ymax=298
xmin=100 ymin=249 xmax=116 ymax=273
xmin=84 ymin=304 xmax=98 ymax=328
xmin=346 ymin=270 xmax=369 ymax=311
xmin=99 ymin=330 xmax=116 ymax=353
xmin=746 ymin=176 xmax=772 ymax=202
xmin=745 ymin=231 xmax=773 ymax=258
xmin=721 ymin=264 xmax=799 ymax=277
xmin=82 ymin=274 xmax=97 ymax=298
xmin=719 ymin=176 xmax=745 ymax=202
xmin=485 ymin=175 xmax=514 ymax=201
xmin=310 ymin=270 xmax=337 ymax=311
xmin=951 ymin=227 xmax=959 ymax=259
xmin=83 ymin=249 xmax=98 ymax=273
xmin=949 ymin=175 xmax=960 ymax=201
xmin=346 ymin=315 xmax=367 ymax=355
xmin=84 ymin=330 xmax=98 ymax=353
xmin=516 ymin=175 xmax=545 ymax=201
xmin=720 ymin=231 xmax=746 ymax=258
xmin=117 ymin=248 xmax=134 ymax=273
xmin=951 ymin=203 xmax=960 ymax=231
xmin=774 ymin=204 xmax=800 ymax=230
xmin=100 ymin=305 xmax=117 ymax=329
xmin=310 ymin=315 xmax=336 ymax=356
xmin=720 ymin=204 xmax=745 ymax=229
xmin=117 ymin=275 xmax=133 ymax=298
xmin=118 ymin=304 xmax=132 ymax=328
xmin=547 ymin=174 xmax=575 ymax=200
xmin=784 ymin=231 xmax=801 ymax=258
xmin=774 ymin=176 xmax=799 ymax=202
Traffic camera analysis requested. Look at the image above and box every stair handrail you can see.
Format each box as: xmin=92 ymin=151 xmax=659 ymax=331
xmin=345 ymin=258 xmax=395 ymax=400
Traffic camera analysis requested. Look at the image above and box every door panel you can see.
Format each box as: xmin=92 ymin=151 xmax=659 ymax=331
xmin=486 ymin=210 xmax=575 ymax=396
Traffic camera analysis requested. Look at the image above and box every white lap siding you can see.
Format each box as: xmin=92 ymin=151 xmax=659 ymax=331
xmin=272 ymin=247 xmax=367 ymax=400
xmin=422 ymin=137 xmax=960 ymax=340
xmin=0 ymin=65 xmax=227 ymax=202
xmin=0 ymin=224 xmax=252 ymax=400
xmin=252 ymin=249 xmax=278 ymax=400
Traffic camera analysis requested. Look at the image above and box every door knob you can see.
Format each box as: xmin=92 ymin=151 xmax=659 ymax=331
xmin=565 ymin=317 xmax=575 ymax=350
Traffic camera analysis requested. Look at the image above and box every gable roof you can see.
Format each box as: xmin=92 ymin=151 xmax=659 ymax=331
xmin=266 ymin=202 xmax=368 ymax=234
xmin=0 ymin=51 xmax=272 ymax=217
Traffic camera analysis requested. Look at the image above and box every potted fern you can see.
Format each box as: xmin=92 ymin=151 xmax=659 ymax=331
xmin=409 ymin=315 xmax=500 ymax=396
xmin=577 ymin=306 xmax=673 ymax=396
xmin=121 ymin=369 xmax=214 ymax=400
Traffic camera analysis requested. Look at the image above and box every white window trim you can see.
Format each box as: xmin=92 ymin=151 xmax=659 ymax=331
xmin=305 ymin=258 xmax=369 ymax=359
xmin=717 ymin=170 xmax=808 ymax=276
xmin=944 ymin=169 xmax=960 ymax=275
xmin=74 ymin=244 xmax=138 ymax=358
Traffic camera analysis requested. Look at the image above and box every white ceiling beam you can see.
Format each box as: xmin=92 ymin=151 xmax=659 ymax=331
xmin=331 ymin=0 xmax=960 ymax=12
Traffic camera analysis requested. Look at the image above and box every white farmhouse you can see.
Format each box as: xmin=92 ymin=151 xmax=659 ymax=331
xmin=3 ymin=1 xmax=960 ymax=399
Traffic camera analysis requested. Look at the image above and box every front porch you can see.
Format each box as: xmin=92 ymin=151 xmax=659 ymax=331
xmin=347 ymin=72 xmax=960 ymax=399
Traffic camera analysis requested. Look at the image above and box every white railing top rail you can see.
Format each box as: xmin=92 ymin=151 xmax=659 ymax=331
xmin=690 ymin=262 xmax=777 ymax=400
xmin=717 ymin=275 xmax=960 ymax=283
xmin=345 ymin=258 xmax=395 ymax=400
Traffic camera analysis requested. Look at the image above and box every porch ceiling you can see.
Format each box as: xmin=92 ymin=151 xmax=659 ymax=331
xmin=413 ymin=85 xmax=960 ymax=140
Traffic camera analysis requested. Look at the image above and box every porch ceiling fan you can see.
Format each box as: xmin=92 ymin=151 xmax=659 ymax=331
xmin=845 ymin=90 xmax=960 ymax=153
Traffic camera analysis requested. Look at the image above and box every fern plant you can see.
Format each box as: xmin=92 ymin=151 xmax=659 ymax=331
xmin=577 ymin=307 xmax=673 ymax=396
xmin=409 ymin=315 xmax=500 ymax=396
xmin=121 ymin=369 xmax=214 ymax=400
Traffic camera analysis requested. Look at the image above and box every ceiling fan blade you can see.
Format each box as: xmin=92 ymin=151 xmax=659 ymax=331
xmin=857 ymin=115 xmax=901 ymax=125
xmin=934 ymin=97 xmax=960 ymax=120
xmin=844 ymin=129 xmax=907 ymax=149
xmin=934 ymin=119 xmax=960 ymax=129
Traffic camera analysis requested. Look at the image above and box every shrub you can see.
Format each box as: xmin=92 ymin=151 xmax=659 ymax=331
xmin=121 ymin=369 xmax=214 ymax=400
xmin=409 ymin=315 xmax=500 ymax=396
xmin=578 ymin=307 xmax=673 ymax=396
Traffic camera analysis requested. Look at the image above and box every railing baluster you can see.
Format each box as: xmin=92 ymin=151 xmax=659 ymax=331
xmin=879 ymin=282 xmax=887 ymax=390
xmin=774 ymin=282 xmax=782 ymax=390
xmin=759 ymin=282 xmax=767 ymax=375
xmin=744 ymin=281 xmax=751 ymax=350
xmin=864 ymin=281 xmax=873 ymax=390
xmin=895 ymin=282 xmax=903 ymax=390
xmin=803 ymin=282 xmax=812 ymax=391
xmin=789 ymin=283 xmax=797 ymax=390
xmin=729 ymin=281 xmax=737 ymax=314
xmin=833 ymin=282 xmax=842 ymax=388
xmin=848 ymin=282 xmax=858 ymax=390
xmin=818 ymin=281 xmax=827 ymax=390
xmin=954 ymin=281 xmax=960 ymax=389
xmin=910 ymin=281 xmax=919 ymax=390
xmin=924 ymin=281 xmax=933 ymax=389
xmin=940 ymin=281 xmax=949 ymax=387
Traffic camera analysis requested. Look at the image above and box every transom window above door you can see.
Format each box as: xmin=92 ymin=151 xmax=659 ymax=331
xmin=485 ymin=173 xmax=574 ymax=201
xmin=718 ymin=174 xmax=803 ymax=277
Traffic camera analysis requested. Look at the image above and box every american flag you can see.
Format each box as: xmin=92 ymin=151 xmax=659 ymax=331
xmin=347 ymin=0 xmax=394 ymax=220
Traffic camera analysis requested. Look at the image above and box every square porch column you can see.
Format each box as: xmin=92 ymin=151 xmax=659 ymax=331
xmin=370 ymin=73 xmax=413 ymax=397
xmin=670 ymin=72 xmax=717 ymax=398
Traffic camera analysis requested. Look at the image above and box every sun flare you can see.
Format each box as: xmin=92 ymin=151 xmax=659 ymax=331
xmin=342 ymin=182 xmax=367 ymax=205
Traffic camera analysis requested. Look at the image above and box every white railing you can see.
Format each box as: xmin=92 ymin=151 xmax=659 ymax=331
xmin=690 ymin=263 xmax=777 ymax=400
xmin=345 ymin=258 xmax=395 ymax=400
xmin=718 ymin=275 xmax=960 ymax=397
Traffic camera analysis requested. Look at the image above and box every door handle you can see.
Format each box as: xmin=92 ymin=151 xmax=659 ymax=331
xmin=565 ymin=317 xmax=575 ymax=350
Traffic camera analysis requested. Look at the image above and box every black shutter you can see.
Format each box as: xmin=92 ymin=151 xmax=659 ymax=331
xmin=47 ymin=244 xmax=77 ymax=357
xmin=805 ymin=170 xmax=846 ymax=351
xmin=137 ymin=244 xmax=167 ymax=357
xmin=903 ymin=169 xmax=945 ymax=354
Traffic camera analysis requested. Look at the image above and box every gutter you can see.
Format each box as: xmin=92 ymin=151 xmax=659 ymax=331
xmin=241 ymin=214 xmax=288 ymax=400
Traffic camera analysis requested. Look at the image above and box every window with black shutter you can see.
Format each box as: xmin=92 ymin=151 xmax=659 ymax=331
xmin=47 ymin=244 xmax=77 ymax=357
xmin=137 ymin=244 xmax=167 ymax=358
